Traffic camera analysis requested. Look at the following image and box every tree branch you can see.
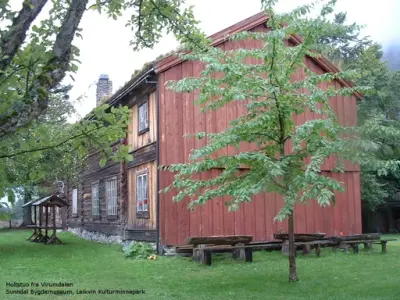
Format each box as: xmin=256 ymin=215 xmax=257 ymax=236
xmin=0 ymin=0 xmax=89 ymax=138
xmin=0 ymin=0 xmax=48 ymax=74
xmin=148 ymin=0 xmax=207 ymax=52
xmin=0 ymin=124 xmax=105 ymax=159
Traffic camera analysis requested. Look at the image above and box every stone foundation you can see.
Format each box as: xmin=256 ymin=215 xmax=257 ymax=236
xmin=68 ymin=227 xmax=123 ymax=244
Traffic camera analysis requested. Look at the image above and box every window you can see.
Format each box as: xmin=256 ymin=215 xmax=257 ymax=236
xmin=72 ymin=188 xmax=78 ymax=215
xmin=106 ymin=178 xmax=117 ymax=216
xmin=138 ymin=99 xmax=149 ymax=133
xmin=136 ymin=172 xmax=148 ymax=216
xmin=92 ymin=182 xmax=100 ymax=216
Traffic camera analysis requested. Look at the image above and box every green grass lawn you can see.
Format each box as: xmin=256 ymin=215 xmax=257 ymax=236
xmin=0 ymin=230 xmax=399 ymax=300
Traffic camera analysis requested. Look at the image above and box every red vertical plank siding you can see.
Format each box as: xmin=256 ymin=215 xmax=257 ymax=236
xmin=212 ymin=169 xmax=224 ymax=236
xmin=178 ymin=61 xmax=192 ymax=243
xmin=234 ymin=171 xmax=245 ymax=236
xmin=331 ymin=172 xmax=340 ymax=236
xmin=192 ymin=60 xmax=206 ymax=237
xmin=166 ymin=67 xmax=180 ymax=245
xmin=254 ymin=194 xmax=265 ymax=241
xmin=214 ymin=43 xmax=228 ymax=159
xmin=182 ymin=60 xmax=195 ymax=164
xmin=158 ymin=72 xmax=167 ymax=244
xmin=157 ymin=22 xmax=361 ymax=245
xmin=353 ymin=172 xmax=362 ymax=233
xmin=347 ymin=171 xmax=355 ymax=233
xmin=341 ymin=172 xmax=348 ymax=235
xmin=275 ymin=193 xmax=288 ymax=237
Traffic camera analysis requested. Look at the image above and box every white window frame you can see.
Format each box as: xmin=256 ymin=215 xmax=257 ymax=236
xmin=136 ymin=172 xmax=148 ymax=213
xmin=72 ymin=188 xmax=78 ymax=215
xmin=138 ymin=99 xmax=149 ymax=133
xmin=91 ymin=182 xmax=100 ymax=216
xmin=106 ymin=178 xmax=118 ymax=216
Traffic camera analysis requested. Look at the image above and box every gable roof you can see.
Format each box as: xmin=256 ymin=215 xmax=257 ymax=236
xmin=106 ymin=11 xmax=361 ymax=107
xmin=155 ymin=12 xmax=362 ymax=100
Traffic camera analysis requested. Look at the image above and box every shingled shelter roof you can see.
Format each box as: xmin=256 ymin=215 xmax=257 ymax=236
xmin=31 ymin=194 xmax=68 ymax=207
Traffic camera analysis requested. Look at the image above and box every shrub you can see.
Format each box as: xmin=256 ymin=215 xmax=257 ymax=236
xmin=122 ymin=242 xmax=154 ymax=259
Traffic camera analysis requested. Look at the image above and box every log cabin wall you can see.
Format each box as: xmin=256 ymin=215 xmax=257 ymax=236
xmin=66 ymin=147 xmax=123 ymax=235
xmin=65 ymin=76 xmax=157 ymax=240
xmin=157 ymin=21 xmax=362 ymax=245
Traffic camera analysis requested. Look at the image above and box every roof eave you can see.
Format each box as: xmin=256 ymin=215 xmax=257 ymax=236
xmin=85 ymin=65 xmax=156 ymax=120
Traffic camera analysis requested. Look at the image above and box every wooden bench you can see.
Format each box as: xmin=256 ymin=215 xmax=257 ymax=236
xmin=339 ymin=239 xmax=397 ymax=253
xmin=202 ymin=245 xmax=254 ymax=266
xmin=185 ymin=235 xmax=253 ymax=265
xmin=295 ymin=240 xmax=337 ymax=257
xmin=372 ymin=239 xmax=397 ymax=253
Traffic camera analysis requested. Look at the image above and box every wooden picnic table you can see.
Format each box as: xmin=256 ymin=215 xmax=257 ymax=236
xmin=274 ymin=233 xmax=326 ymax=255
xmin=185 ymin=235 xmax=253 ymax=265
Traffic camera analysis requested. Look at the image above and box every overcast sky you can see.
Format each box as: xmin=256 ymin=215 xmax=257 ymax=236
xmin=13 ymin=0 xmax=400 ymax=119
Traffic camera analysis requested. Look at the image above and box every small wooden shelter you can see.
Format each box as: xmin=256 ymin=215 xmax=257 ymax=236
xmin=24 ymin=194 xmax=68 ymax=244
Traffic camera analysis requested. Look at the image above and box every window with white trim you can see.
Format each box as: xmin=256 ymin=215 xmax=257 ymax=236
xmin=106 ymin=178 xmax=117 ymax=216
xmin=136 ymin=172 xmax=148 ymax=213
xmin=91 ymin=182 xmax=100 ymax=216
xmin=72 ymin=188 xmax=78 ymax=215
xmin=138 ymin=100 xmax=148 ymax=133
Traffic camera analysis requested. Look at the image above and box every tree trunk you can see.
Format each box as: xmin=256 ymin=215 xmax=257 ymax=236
xmin=0 ymin=0 xmax=89 ymax=138
xmin=20 ymin=188 xmax=33 ymax=226
xmin=288 ymin=212 xmax=299 ymax=282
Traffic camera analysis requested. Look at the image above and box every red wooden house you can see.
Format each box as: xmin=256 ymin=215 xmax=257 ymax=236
xmin=67 ymin=12 xmax=362 ymax=248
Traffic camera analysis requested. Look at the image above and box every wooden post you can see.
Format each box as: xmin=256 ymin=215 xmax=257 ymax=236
xmin=244 ymin=248 xmax=253 ymax=262
xmin=363 ymin=242 xmax=372 ymax=251
xmin=204 ymin=250 xmax=212 ymax=266
xmin=315 ymin=244 xmax=321 ymax=257
xmin=232 ymin=243 xmax=245 ymax=260
xmin=33 ymin=206 xmax=44 ymax=243
xmin=39 ymin=207 xmax=42 ymax=227
xmin=352 ymin=244 xmax=359 ymax=254
xmin=45 ymin=206 xmax=49 ymax=240
xmin=381 ymin=241 xmax=387 ymax=253
xmin=52 ymin=206 xmax=56 ymax=237
xmin=281 ymin=240 xmax=289 ymax=256
xmin=193 ymin=244 xmax=207 ymax=264
xmin=302 ymin=244 xmax=311 ymax=255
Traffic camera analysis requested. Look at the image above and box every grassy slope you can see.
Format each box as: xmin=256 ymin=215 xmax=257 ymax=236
xmin=0 ymin=230 xmax=399 ymax=300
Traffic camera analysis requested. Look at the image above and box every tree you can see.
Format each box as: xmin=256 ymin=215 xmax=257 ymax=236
xmin=0 ymin=201 xmax=12 ymax=223
xmin=316 ymin=11 xmax=400 ymax=213
xmin=0 ymin=0 xmax=206 ymax=198
xmin=0 ymin=84 xmax=132 ymax=224
xmin=0 ymin=0 xmax=203 ymax=138
xmin=161 ymin=0 xmax=379 ymax=282
xmin=317 ymin=11 xmax=372 ymax=68
xmin=352 ymin=48 xmax=400 ymax=211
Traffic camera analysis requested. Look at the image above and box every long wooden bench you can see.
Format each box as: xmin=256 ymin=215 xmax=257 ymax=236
xmin=371 ymin=239 xmax=397 ymax=253
xmin=201 ymin=245 xmax=254 ymax=266
xmin=295 ymin=240 xmax=337 ymax=257
xmin=187 ymin=235 xmax=253 ymax=265
xmin=338 ymin=239 xmax=397 ymax=253
xmin=176 ymin=241 xmax=282 ymax=255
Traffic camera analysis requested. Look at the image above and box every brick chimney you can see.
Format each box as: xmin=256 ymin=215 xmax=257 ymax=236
xmin=96 ymin=74 xmax=113 ymax=105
